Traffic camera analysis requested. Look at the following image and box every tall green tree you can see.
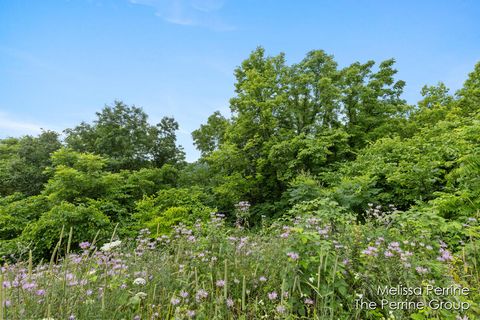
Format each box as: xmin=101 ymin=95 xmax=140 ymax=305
xmin=65 ymin=101 xmax=185 ymax=170
xmin=0 ymin=130 xmax=61 ymax=196
xmin=194 ymin=48 xmax=410 ymax=215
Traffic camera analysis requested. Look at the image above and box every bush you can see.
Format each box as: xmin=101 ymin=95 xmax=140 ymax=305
xmin=20 ymin=202 xmax=111 ymax=259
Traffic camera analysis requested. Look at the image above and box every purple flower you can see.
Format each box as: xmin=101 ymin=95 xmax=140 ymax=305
xmin=280 ymin=232 xmax=290 ymax=238
xmin=415 ymin=266 xmax=428 ymax=274
xmin=195 ymin=289 xmax=208 ymax=302
xmin=216 ymin=279 xmax=225 ymax=288
xmin=304 ymin=298 xmax=314 ymax=305
xmin=226 ymin=298 xmax=234 ymax=307
xmin=36 ymin=289 xmax=46 ymax=296
xmin=79 ymin=242 xmax=91 ymax=250
xmin=268 ymin=291 xmax=278 ymax=300
xmin=171 ymin=297 xmax=181 ymax=305
xmin=180 ymin=291 xmax=189 ymax=298
xmin=384 ymin=251 xmax=394 ymax=258
xmin=287 ymin=252 xmax=300 ymax=260
xmin=437 ymin=248 xmax=453 ymax=262
xmin=69 ymin=315 xmax=76 ymax=320
xmin=22 ymin=282 xmax=36 ymax=291
xmin=276 ymin=305 xmax=286 ymax=314
xmin=259 ymin=276 xmax=267 ymax=282
xmin=186 ymin=310 xmax=196 ymax=318
xmin=362 ymin=246 xmax=378 ymax=256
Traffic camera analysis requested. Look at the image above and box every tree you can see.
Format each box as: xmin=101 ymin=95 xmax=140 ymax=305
xmin=65 ymin=101 xmax=184 ymax=170
xmin=0 ymin=130 xmax=62 ymax=196
xmin=194 ymin=47 xmax=410 ymax=216
xmin=192 ymin=111 xmax=229 ymax=157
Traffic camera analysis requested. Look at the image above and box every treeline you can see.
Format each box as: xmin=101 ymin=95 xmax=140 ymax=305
xmin=0 ymin=47 xmax=479 ymax=259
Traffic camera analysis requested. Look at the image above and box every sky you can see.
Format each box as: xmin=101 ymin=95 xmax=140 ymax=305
xmin=0 ymin=0 xmax=479 ymax=162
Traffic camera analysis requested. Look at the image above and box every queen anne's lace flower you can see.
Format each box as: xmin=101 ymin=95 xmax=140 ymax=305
xmin=100 ymin=240 xmax=122 ymax=252
xmin=133 ymin=277 xmax=146 ymax=285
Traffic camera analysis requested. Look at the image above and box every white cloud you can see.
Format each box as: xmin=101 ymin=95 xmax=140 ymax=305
xmin=129 ymin=0 xmax=235 ymax=31
xmin=0 ymin=112 xmax=45 ymax=137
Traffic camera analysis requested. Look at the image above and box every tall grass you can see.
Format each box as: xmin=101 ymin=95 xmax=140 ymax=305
xmin=0 ymin=211 xmax=478 ymax=319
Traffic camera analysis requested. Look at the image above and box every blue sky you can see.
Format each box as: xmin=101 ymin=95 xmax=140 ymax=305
xmin=1 ymin=0 xmax=479 ymax=161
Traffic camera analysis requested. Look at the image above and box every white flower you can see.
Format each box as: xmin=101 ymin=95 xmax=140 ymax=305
xmin=133 ymin=277 xmax=146 ymax=285
xmin=100 ymin=240 xmax=122 ymax=252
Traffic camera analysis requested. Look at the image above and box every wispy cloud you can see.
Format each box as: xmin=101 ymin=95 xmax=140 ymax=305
xmin=0 ymin=112 xmax=46 ymax=137
xmin=129 ymin=0 xmax=235 ymax=31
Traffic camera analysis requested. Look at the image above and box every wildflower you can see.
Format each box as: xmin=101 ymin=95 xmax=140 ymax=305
xmin=389 ymin=242 xmax=400 ymax=248
xmin=133 ymin=277 xmax=146 ymax=285
xmin=437 ymin=248 xmax=453 ymax=262
xmin=180 ymin=291 xmax=189 ymax=298
xmin=79 ymin=242 xmax=91 ymax=250
xmin=86 ymin=289 xmax=93 ymax=296
xmin=362 ymin=246 xmax=378 ymax=256
xmin=384 ymin=251 xmax=394 ymax=258
xmin=68 ymin=315 xmax=76 ymax=320
xmin=170 ymin=297 xmax=181 ymax=306
xmin=287 ymin=252 xmax=300 ymax=260
xmin=195 ymin=289 xmax=208 ymax=302
xmin=304 ymin=298 xmax=314 ymax=305
xmin=268 ymin=291 xmax=278 ymax=300
xmin=226 ymin=298 xmax=234 ymax=307
xmin=100 ymin=240 xmax=122 ymax=252
xmin=415 ymin=266 xmax=428 ymax=274
xmin=36 ymin=289 xmax=46 ymax=296
xmin=280 ymin=232 xmax=290 ymax=238
xmin=259 ymin=276 xmax=267 ymax=282
xmin=276 ymin=305 xmax=286 ymax=314
xmin=120 ymin=283 xmax=127 ymax=289
xmin=342 ymin=258 xmax=350 ymax=265
xmin=4 ymin=300 xmax=11 ymax=307
xmin=425 ymin=245 xmax=433 ymax=250
xmin=133 ymin=316 xmax=141 ymax=320
xmin=22 ymin=282 xmax=36 ymax=291
xmin=216 ymin=279 xmax=225 ymax=288
xmin=186 ymin=310 xmax=196 ymax=318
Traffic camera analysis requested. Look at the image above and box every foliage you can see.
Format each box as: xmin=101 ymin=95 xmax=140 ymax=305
xmin=20 ymin=202 xmax=111 ymax=259
xmin=64 ymin=101 xmax=185 ymax=171
xmin=134 ymin=188 xmax=214 ymax=234
xmin=0 ymin=130 xmax=61 ymax=196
